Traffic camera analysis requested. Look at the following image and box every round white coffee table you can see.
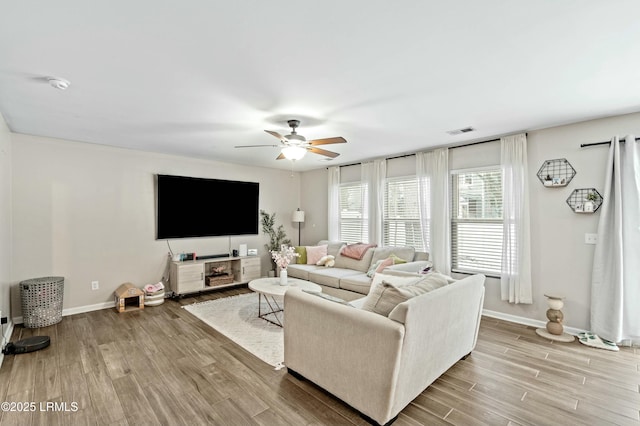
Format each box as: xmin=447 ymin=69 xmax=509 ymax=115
xmin=248 ymin=277 xmax=321 ymax=327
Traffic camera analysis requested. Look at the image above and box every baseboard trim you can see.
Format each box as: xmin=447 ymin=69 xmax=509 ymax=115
xmin=482 ymin=309 xmax=588 ymax=336
xmin=13 ymin=301 xmax=116 ymax=325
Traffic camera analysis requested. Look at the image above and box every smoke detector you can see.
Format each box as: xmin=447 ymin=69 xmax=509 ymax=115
xmin=48 ymin=77 xmax=70 ymax=90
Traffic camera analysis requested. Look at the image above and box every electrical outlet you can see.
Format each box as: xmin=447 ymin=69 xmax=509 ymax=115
xmin=585 ymin=233 xmax=598 ymax=245
xmin=91 ymin=281 xmax=99 ymax=290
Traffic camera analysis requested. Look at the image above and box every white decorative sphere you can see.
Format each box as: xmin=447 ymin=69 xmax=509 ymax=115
xmin=548 ymin=299 xmax=564 ymax=310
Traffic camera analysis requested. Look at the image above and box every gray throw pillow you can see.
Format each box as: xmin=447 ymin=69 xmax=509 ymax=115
xmin=362 ymin=273 xmax=451 ymax=317
xmin=413 ymin=272 xmax=452 ymax=292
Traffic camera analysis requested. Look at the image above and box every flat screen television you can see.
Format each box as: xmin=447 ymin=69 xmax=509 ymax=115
xmin=156 ymin=174 xmax=259 ymax=239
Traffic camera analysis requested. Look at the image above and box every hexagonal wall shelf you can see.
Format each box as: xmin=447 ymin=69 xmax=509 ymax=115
xmin=566 ymin=188 xmax=603 ymax=213
xmin=537 ymin=158 xmax=576 ymax=187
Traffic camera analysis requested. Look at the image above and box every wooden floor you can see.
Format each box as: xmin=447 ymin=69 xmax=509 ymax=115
xmin=1 ymin=286 xmax=638 ymax=426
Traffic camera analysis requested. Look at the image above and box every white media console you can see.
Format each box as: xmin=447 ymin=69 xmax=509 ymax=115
xmin=169 ymin=256 xmax=261 ymax=296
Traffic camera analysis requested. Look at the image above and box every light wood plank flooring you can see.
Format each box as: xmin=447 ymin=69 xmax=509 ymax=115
xmin=1 ymin=286 xmax=638 ymax=425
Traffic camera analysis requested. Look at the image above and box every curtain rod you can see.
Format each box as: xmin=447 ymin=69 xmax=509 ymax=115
xmin=580 ymin=137 xmax=640 ymax=148
xmin=330 ymin=137 xmax=503 ymax=169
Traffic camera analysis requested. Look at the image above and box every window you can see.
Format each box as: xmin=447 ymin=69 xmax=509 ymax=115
xmin=339 ymin=182 xmax=368 ymax=243
xmin=451 ymin=168 xmax=503 ymax=275
xmin=383 ymin=176 xmax=425 ymax=251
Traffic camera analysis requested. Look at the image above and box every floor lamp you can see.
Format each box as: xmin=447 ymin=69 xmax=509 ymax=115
xmin=292 ymin=208 xmax=305 ymax=246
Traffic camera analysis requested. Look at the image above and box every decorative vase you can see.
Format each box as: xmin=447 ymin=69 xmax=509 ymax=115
xmin=535 ymin=294 xmax=574 ymax=342
xmin=279 ymin=269 xmax=288 ymax=286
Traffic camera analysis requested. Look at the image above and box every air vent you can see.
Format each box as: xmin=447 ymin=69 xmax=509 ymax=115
xmin=447 ymin=127 xmax=475 ymax=136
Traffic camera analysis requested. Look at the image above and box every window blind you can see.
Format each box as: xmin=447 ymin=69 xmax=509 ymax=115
xmin=383 ymin=176 xmax=425 ymax=251
xmin=339 ymin=182 xmax=368 ymax=243
xmin=451 ymin=168 xmax=503 ymax=275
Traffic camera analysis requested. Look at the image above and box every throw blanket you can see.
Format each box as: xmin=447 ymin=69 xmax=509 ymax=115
xmin=341 ymin=243 xmax=377 ymax=260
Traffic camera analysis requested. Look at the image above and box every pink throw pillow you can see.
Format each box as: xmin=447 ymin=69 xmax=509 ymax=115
xmin=306 ymin=245 xmax=328 ymax=265
xmin=375 ymin=257 xmax=394 ymax=273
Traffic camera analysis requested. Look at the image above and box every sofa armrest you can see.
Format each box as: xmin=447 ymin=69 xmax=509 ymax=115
xmin=284 ymin=289 xmax=405 ymax=424
xmin=384 ymin=260 xmax=432 ymax=274
xmin=389 ymin=274 xmax=485 ymax=415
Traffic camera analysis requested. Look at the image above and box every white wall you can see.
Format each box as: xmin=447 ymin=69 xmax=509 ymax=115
xmin=0 ymin=114 xmax=11 ymax=325
xmin=11 ymin=134 xmax=301 ymax=318
xmin=300 ymin=111 xmax=640 ymax=331
xmin=299 ymin=167 xmax=328 ymax=246
xmin=518 ymin=112 xmax=639 ymax=331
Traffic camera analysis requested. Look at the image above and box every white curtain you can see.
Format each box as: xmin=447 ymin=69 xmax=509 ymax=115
xmin=327 ymin=166 xmax=340 ymax=241
xmin=500 ymin=133 xmax=532 ymax=304
xmin=591 ymin=135 xmax=640 ymax=344
xmin=416 ymin=148 xmax=450 ymax=274
xmin=361 ymin=159 xmax=386 ymax=245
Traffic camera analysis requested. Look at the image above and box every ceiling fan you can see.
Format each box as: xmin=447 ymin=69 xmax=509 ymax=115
xmin=235 ymin=120 xmax=346 ymax=161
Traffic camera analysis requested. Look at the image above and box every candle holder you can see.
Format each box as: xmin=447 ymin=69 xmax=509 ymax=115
xmin=535 ymin=294 xmax=575 ymax=342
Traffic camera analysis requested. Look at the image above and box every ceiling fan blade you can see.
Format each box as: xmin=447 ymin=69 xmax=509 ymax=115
xmin=308 ymin=136 xmax=347 ymax=146
xmin=276 ymin=153 xmax=286 ymax=160
xmin=265 ymin=130 xmax=285 ymax=140
xmin=234 ymin=144 xmax=279 ymax=148
xmin=308 ymin=147 xmax=340 ymax=158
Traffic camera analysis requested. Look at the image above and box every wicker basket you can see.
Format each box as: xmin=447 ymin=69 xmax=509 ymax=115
xmin=20 ymin=276 xmax=64 ymax=328
xmin=206 ymin=273 xmax=234 ymax=287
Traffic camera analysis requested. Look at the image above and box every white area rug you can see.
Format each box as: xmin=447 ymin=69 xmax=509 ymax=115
xmin=183 ymin=293 xmax=285 ymax=368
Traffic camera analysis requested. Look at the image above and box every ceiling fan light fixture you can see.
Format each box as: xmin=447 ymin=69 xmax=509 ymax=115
xmin=281 ymin=146 xmax=306 ymax=161
xmin=285 ymin=133 xmax=306 ymax=144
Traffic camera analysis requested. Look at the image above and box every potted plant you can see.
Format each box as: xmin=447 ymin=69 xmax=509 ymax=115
xmin=260 ymin=210 xmax=291 ymax=275
xmin=584 ymin=192 xmax=599 ymax=212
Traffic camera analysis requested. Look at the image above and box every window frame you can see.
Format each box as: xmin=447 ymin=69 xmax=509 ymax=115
xmin=450 ymin=166 xmax=503 ymax=277
xmin=382 ymin=175 xmax=425 ymax=251
xmin=338 ymin=181 xmax=369 ymax=244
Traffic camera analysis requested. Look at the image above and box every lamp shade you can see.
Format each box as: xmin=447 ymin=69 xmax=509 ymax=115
xmin=281 ymin=146 xmax=306 ymax=161
xmin=292 ymin=210 xmax=305 ymax=223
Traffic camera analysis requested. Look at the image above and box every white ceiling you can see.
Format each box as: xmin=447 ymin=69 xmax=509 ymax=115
xmin=1 ymin=1 xmax=639 ymax=172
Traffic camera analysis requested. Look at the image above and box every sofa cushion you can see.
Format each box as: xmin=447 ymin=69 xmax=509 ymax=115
xmin=294 ymin=246 xmax=307 ymax=264
xmin=371 ymin=246 xmax=415 ymax=265
xmin=306 ymin=244 xmax=328 ymax=264
xmin=287 ymin=264 xmax=322 ymax=281
xmin=413 ymin=251 xmax=429 ymax=261
xmin=363 ymin=272 xmax=452 ymax=318
xmin=413 ymin=272 xmax=452 ymax=292
xmin=388 ymin=273 xmax=454 ymax=323
xmin=334 ymin=245 xmax=375 ymax=273
xmin=384 ymin=260 xmax=433 ymax=275
xmin=317 ymin=240 xmax=347 ymax=258
xmin=308 ymin=268 xmax=362 ymax=289
xmin=366 ymin=272 xmax=422 ymax=295
xmin=338 ymin=273 xmax=372 ymax=295
xmin=302 ymin=290 xmax=352 ymax=306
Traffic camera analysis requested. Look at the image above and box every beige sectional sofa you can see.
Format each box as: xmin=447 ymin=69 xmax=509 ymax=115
xmin=284 ymin=272 xmax=486 ymax=425
xmin=287 ymin=240 xmax=430 ymax=300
